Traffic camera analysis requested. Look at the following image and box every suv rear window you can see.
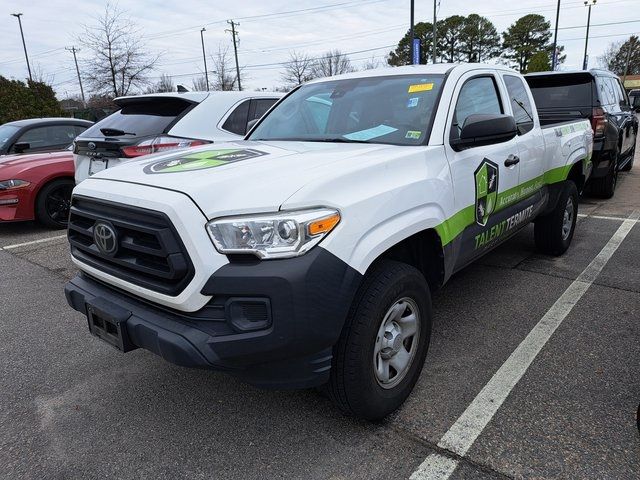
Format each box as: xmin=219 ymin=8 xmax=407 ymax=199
xmin=526 ymin=74 xmax=594 ymax=109
xmin=79 ymin=98 xmax=194 ymax=138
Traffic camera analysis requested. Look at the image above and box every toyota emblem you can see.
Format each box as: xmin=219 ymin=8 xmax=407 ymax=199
xmin=88 ymin=142 xmax=96 ymax=150
xmin=93 ymin=222 xmax=118 ymax=256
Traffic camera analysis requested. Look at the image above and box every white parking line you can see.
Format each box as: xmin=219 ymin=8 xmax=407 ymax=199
xmin=578 ymin=213 xmax=637 ymax=222
xmin=410 ymin=209 xmax=640 ymax=480
xmin=0 ymin=234 xmax=67 ymax=251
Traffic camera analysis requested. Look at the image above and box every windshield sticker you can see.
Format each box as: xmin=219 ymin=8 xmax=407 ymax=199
xmin=408 ymin=83 xmax=433 ymax=93
xmin=143 ymin=148 xmax=267 ymax=174
xmin=407 ymin=97 xmax=420 ymax=108
xmin=343 ymin=124 xmax=398 ymax=141
xmin=405 ymin=130 xmax=422 ymax=139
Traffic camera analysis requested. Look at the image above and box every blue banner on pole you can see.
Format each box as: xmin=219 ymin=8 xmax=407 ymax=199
xmin=412 ymin=39 xmax=420 ymax=65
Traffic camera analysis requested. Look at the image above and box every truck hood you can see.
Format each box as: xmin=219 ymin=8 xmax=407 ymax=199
xmin=89 ymin=140 xmax=414 ymax=218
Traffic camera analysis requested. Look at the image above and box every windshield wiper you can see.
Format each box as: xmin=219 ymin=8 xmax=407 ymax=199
xmin=100 ymin=128 xmax=136 ymax=136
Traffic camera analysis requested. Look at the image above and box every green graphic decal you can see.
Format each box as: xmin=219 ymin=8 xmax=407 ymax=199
xmin=474 ymin=159 xmax=499 ymax=226
xmin=435 ymin=161 xmax=583 ymax=246
xmin=143 ymin=148 xmax=268 ymax=174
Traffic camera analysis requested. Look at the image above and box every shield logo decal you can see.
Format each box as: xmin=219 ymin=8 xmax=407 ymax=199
xmin=474 ymin=159 xmax=499 ymax=226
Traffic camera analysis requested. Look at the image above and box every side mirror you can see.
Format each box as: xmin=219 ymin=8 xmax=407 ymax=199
xmin=451 ymin=114 xmax=517 ymax=151
xmin=13 ymin=142 xmax=30 ymax=154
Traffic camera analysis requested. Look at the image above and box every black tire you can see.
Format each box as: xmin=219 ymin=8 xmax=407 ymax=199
xmin=591 ymin=151 xmax=619 ymax=199
xmin=534 ymin=181 xmax=578 ymax=256
xmin=324 ymin=259 xmax=432 ymax=421
xmin=620 ymin=144 xmax=635 ymax=172
xmin=35 ymin=178 xmax=74 ymax=229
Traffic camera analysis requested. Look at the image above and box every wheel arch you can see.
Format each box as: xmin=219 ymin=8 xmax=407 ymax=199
xmin=365 ymin=228 xmax=446 ymax=292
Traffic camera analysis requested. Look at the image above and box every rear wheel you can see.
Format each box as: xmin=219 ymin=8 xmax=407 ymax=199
xmin=534 ymin=181 xmax=578 ymax=256
xmin=35 ymin=178 xmax=74 ymax=229
xmin=324 ymin=259 xmax=432 ymax=420
xmin=591 ymin=150 xmax=619 ymax=198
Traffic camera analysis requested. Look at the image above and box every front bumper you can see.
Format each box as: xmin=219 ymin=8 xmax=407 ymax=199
xmin=65 ymin=247 xmax=362 ymax=389
xmin=0 ymin=187 xmax=35 ymax=222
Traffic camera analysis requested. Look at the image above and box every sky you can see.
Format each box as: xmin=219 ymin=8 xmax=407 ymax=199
xmin=0 ymin=0 xmax=638 ymax=98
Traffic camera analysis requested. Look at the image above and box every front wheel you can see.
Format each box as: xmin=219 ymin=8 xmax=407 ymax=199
xmin=534 ymin=181 xmax=578 ymax=256
xmin=324 ymin=259 xmax=432 ymax=420
xmin=35 ymin=178 xmax=74 ymax=229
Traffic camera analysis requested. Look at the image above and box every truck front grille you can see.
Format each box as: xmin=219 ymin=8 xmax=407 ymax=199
xmin=68 ymin=196 xmax=194 ymax=296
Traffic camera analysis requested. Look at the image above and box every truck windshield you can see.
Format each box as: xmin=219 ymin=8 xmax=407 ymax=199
xmin=248 ymin=74 xmax=445 ymax=146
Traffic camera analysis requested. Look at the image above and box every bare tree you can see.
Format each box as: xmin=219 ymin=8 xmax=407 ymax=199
xmin=78 ymin=2 xmax=159 ymax=97
xmin=192 ymin=76 xmax=208 ymax=91
xmin=146 ymin=74 xmax=175 ymax=93
xmin=311 ymin=50 xmax=354 ymax=78
xmin=281 ymin=51 xmax=315 ymax=87
xmin=211 ymin=46 xmax=237 ymax=91
xmin=362 ymin=55 xmax=381 ymax=70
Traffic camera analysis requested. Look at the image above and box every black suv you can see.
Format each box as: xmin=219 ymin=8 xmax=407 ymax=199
xmin=629 ymin=89 xmax=640 ymax=112
xmin=526 ymin=70 xmax=638 ymax=198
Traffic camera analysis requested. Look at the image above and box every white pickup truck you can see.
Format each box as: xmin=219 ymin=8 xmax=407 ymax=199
xmin=64 ymin=64 xmax=593 ymax=420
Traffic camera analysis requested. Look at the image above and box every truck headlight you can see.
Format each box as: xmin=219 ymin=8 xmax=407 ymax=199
xmin=206 ymin=208 xmax=340 ymax=259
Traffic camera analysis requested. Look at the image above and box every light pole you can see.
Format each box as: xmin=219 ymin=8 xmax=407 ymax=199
xmin=552 ymin=0 xmax=561 ymax=70
xmin=200 ymin=28 xmax=209 ymax=91
xmin=432 ymin=0 xmax=437 ymax=64
xmin=10 ymin=13 xmax=32 ymax=81
xmin=583 ymin=0 xmax=596 ymax=70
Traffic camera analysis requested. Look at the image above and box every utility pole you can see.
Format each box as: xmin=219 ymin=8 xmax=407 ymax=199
xmin=432 ymin=0 xmax=437 ymax=64
xmin=226 ymin=20 xmax=242 ymax=91
xmin=200 ymin=28 xmax=209 ymax=91
xmin=410 ymin=0 xmax=415 ymax=65
xmin=583 ymin=0 xmax=597 ymax=70
xmin=10 ymin=13 xmax=32 ymax=81
xmin=65 ymin=47 xmax=85 ymax=105
xmin=552 ymin=0 xmax=561 ymax=70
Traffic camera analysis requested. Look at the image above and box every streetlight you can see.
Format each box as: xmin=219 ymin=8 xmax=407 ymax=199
xmin=200 ymin=27 xmax=209 ymax=91
xmin=10 ymin=13 xmax=32 ymax=81
xmin=583 ymin=0 xmax=597 ymax=70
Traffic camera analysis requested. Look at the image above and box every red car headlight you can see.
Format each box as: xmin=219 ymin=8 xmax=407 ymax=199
xmin=0 ymin=179 xmax=31 ymax=191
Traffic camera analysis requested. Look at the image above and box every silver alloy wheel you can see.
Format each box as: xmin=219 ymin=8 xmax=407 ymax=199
xmin=373 ymin=297 xmax=420 ymax=389
xmin=562 ymin=196 xmax=575 ymax=241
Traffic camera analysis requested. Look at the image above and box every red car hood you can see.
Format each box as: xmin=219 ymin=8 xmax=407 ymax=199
xmin=0 ymin=151 xmax=74 ymax=168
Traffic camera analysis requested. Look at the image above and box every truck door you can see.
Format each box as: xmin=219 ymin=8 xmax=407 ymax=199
xmin=443 ymin=72 xmax=527 ymax=271
xmin=501 ymin=74 xmax=546 ymax=189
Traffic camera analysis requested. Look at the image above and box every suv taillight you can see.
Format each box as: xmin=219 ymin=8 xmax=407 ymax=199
xmin=121 ymin=136 xmax=209 ymax=158
xmin=591 ymin=107 xmax=606 ymax=136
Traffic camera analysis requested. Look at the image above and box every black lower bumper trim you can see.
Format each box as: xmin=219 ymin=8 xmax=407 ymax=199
xmin=64 ymin=248 xmax=363 ymax=389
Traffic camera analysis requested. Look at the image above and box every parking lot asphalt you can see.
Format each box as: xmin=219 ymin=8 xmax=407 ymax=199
xmin=1 ymin=152 xmax=639 ymax=479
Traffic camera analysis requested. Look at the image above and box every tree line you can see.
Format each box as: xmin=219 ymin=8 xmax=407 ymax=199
xmin=388 ymin=13 xmax=565 ymax=74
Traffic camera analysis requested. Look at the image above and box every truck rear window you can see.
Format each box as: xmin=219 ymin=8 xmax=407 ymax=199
xmin=526 ymin=75 xmax=593 ymax=109
xmin=79 ymin=98 xmax=195 ymax=138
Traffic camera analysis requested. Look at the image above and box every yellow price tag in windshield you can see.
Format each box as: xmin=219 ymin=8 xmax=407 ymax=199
xmin=408 ymin=83 xmax=434 ymax=93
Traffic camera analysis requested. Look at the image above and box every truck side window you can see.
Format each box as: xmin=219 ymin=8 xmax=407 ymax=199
xmin=451 ymin=76 xmax=502 ymax=142
xmin=503 ymin=75 xmax=534 ymax=135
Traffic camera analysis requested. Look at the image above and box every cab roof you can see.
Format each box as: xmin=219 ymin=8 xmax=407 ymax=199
xmin=306 ymin=63 xmax=519 ymax=84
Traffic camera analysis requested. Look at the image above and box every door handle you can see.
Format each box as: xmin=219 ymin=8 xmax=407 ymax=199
xmin=504 ymin=154 xmax=520 ymax=167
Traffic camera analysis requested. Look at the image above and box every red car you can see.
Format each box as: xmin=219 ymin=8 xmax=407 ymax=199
xmin=0 ymin=151 xmax=75 ymax=229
